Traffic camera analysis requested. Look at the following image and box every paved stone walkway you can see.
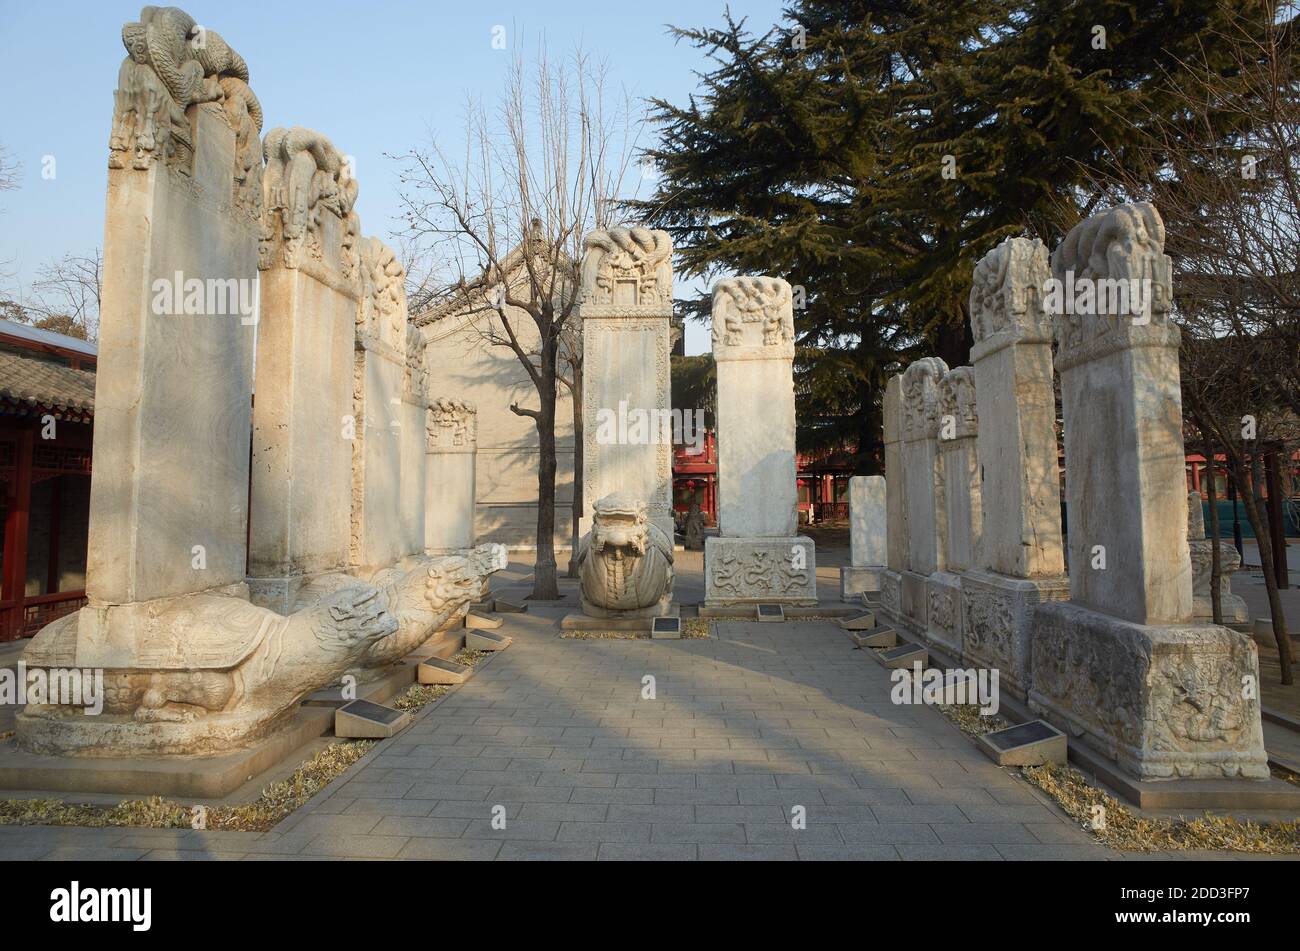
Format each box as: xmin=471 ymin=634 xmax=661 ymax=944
xmin=5 ymin=611 xmax=1263 ymax=860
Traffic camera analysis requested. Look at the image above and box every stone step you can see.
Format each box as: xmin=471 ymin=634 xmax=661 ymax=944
xmin=417 ymin=657 xmax=473 ymax=686
xmin=847 ymin=626 xmax=896 ymax=649
xmin=466 ymin=629 xmax=512 ymax=651
xmin=464 ymin=611 xmax=504 ymax=630
xmin=872 ymin=641 xmax=928 ymax=669
xmin=839 ymin=611 xmax=877 ymax=631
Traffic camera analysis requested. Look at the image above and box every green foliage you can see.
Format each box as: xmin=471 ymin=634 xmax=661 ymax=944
xmin=630 ymin=0 xmax=1283 ymax=471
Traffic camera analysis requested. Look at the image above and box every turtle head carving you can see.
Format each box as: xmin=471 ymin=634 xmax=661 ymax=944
xmin=590 ymin=492 xmax=650 ymax=557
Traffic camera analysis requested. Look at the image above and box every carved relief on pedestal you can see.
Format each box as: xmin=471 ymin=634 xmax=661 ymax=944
xmin=579 ymin=227 xmax=672 ymax=309
xmin=880 ymin=572 xmax=902 ymax=618
xmin=710 ymin=277 xmax=795 ymax=355
xmin=900 ymin=357 xmax=948 ymax=441
xmin=426 ymin=398 xmax=477 ymax=452
xmin=709 ymin=545 xmax=812 ymax=600
xmin=962 ymin=583 xmax=1013 ymax=667
xmin=110 ymin=6 xmax=263 ymax=217
xmin=1050 ymin=202 xmax=1177 ymax=369
xmin=927 ymin=583 xmax=958 ymax=636
xmin=259 ymin=127 xmax=359 ymax=274
xmin=969 ymin=236 xmax=1052 ymax=344
xmin=1030 ymin=603 xmax=1268 ymax=779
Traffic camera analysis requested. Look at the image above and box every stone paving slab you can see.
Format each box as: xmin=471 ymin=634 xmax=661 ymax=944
xmin=0 ymin=615 xmax=1281 ymax=861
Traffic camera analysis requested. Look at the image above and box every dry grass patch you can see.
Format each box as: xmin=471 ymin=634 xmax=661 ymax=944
xmin=0 ymin=739 xmax=375 ymax=833
xmin=1023 ymin=762 xmax=1300 ymax=854
xmin=936 ymin=702 xmax=1011 ymax=738
xmin=0 ymin=647 xmax=493 ymax=833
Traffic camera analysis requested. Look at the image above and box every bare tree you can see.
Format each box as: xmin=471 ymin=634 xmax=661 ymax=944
xmin=396 ymin=44 xmax=642 ymax=599
xmin=0 ymin=142 xmax=20 ymax=283
xmin=26 ymin=249 xmax=103 ymax=341
xmin=1083 ymin=1 xmax=1299 ymax=681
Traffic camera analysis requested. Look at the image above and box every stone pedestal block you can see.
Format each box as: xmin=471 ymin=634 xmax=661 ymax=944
xmin=896 ymin=570 xmax=929 ymax=641
xmin=960 ymin=569 xmax=1070 ymax=699
xmin=924 ymin=571 xmax=963 ymax=656
xmin=879 ymin=569 xmax=902 ymax=624
xmin=1030 ymin=601 xmax=1268 ymax=780
xmin=839 ymin=565 xmax=883 ymax=600
xmin=704 ymin=536 xmax=817 ymax=607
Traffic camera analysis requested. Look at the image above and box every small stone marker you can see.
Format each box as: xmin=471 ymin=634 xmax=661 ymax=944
xmin=756 ymin=603 xmax=785 ymax=623
xmin=466 ymin=629 xmax=512 ymax=651
xmin=417 ymin=657 xmax=473 ymax=685
xmin=874 ymin=642 xmax=928 ymax=669
xmin=492 ymin=598 xmax=528 ymax=614
xmin=977 ymin=719 xmax=1067 ymax=767
xmin=847 ymin=626 xmax=897 ymax=649
xmin=839 ymin=612 xmax=877 ymax=631
xmin=464 ymin=611 xmax=504 ymax=630
xmin=651 ymin=616 xmax=682 ymax=639
xmin=335 ymin=699 xmax=410 ymax=738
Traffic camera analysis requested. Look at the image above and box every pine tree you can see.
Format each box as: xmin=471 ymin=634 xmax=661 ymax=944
xmin=629 ymin=0 xmax=1283 ymax=470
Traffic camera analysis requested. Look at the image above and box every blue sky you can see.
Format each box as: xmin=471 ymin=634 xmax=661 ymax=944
xmin=0 ymin=0 xmax=790 ymax=354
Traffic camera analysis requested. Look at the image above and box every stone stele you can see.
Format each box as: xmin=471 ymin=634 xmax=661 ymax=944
xmin=247 ymin=126 xmax=361 ymax=613
xmin=841 ymin=475 xmax=886 ymax=599
xmin=579 ymin=227 xmax=675 ymax=542
xmin=960 ymin=237 xmax=1069 ymax=698
xmin=705 ymin=277 xmax=816 ymax=606
xmin=1030 ymin=202 xmax=1267 ymax=780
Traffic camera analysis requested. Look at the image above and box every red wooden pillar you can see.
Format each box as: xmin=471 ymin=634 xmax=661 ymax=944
xmin=2 ymin=429 xmax=34 ymax=637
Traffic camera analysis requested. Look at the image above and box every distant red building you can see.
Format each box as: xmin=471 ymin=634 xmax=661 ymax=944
xmin=672 ymin=430 xmax=855 ymax=527
xmin=0 ymin=319 xmax=96 ymax=640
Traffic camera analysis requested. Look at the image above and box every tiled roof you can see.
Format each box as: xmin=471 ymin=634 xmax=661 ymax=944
xmin=0 ymin=349 xmax=95 ymax=417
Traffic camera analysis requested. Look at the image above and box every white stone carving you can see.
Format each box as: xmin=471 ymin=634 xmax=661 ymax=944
xmin=579 ymin=227 xmax=672 ymax=308
xmin=20 ymin=584 xmax=398 ymax=756
xmin=110 ymin=5 xmax=260 ymax=191
xmin=578 ymin=493 xmax=674 ymax=618
xmin=710 ymin=277 xmax=795 ymax=355
xmin=427 ymin=398 xmax=477 ymax=452
xmin=969 ymin=236 xmax=1052 ymax=344
xmin=260 ymin=127 xmax=359 ymax=273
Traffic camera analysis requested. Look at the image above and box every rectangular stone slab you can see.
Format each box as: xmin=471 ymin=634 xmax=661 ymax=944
xmin=756 ymin=603 xmax=785 ymax=622
xmin=839 ymin=612 xmax=877 ymax=631
xmin=978 ymin=719 xmax=1067 ymax=767
xmin=464 ymin=611 xmax=504 ymax=630
xmin=848 ymin=627 xmax=897 ymax=649
xmin=651 ymin=617 xmax=682 ymax=639
xmin=335 ymin=700 xmax=410 ymax=738
xmin=874 ymin=643 xmax=928 ymax=669
xmin=418 ymin=657 xmax=472 ymax=685
xmin=466 ymin=629 xmax=512 ymax=651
